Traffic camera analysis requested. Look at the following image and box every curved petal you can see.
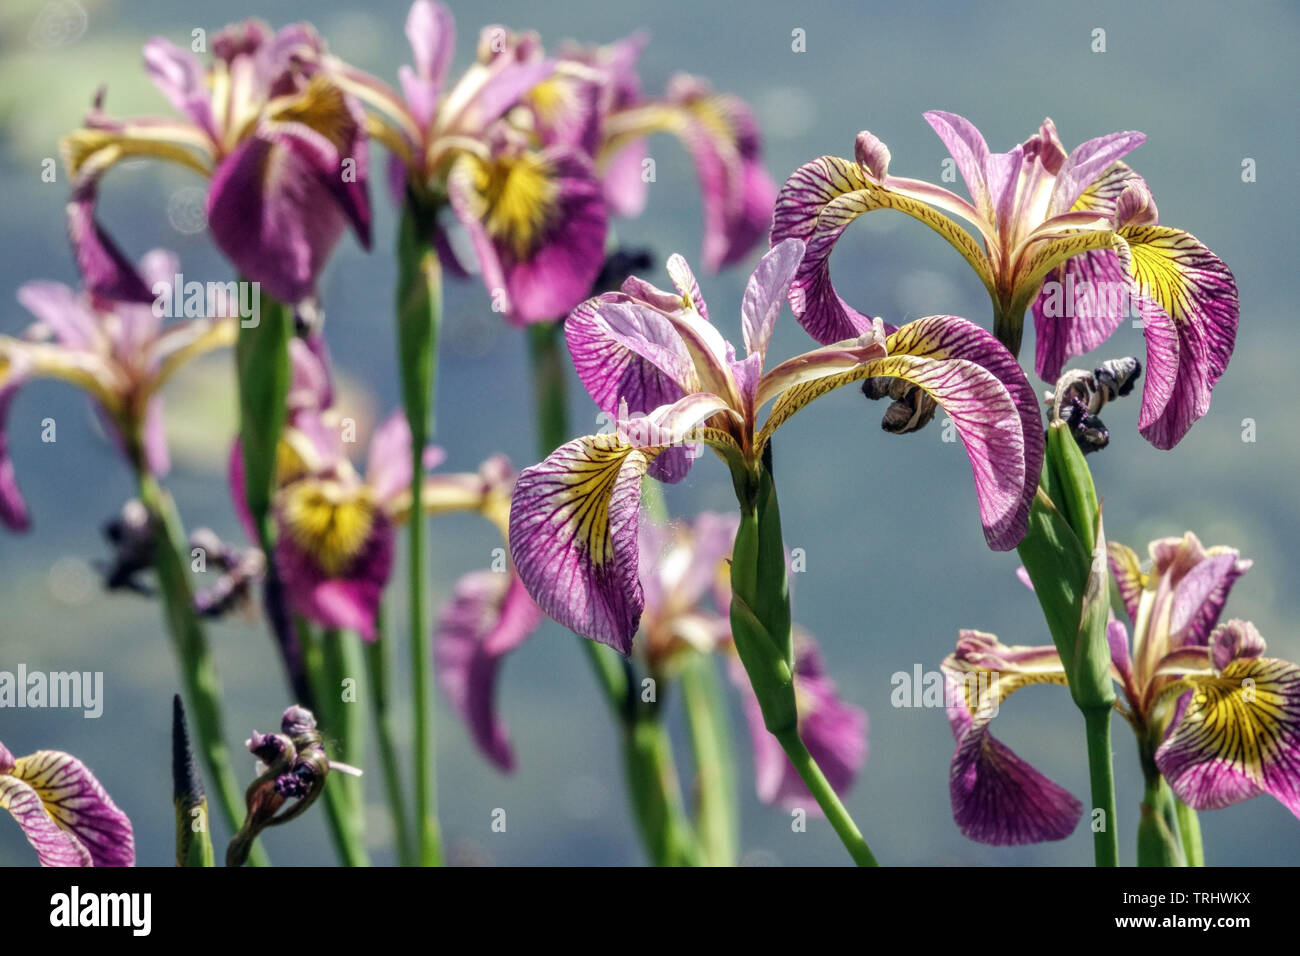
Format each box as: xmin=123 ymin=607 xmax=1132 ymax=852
xmin=0 ymin=355 xmax=34 ymax=531
xmin=364 ymin=411 xmax=415 ymax=506
xmin=1118 ymin=225 xmax=1239 ymax=449
xmin=508 ymin=433 xmax=651 ymax=652
xmin=0 ymin=774 xmax=92 ymax=866
xmin=1031 ymin=248 xmax=1130 ymax=383
xmin=761 ymin=316 xmax=1041 ymax=551
xmin=207 ymin=134 xmax=348 ymax=305
xmin=67 ymin=182 xmax=155 ymax=303
xmin=666 ymin=77 xmax=775 ymax=272
xmin=1107 ymin=540 xmax=1146 ymax=622
xmin=942 ymin=631 xmax=1081 ymax=844
xmin=16 ymin=281 xmax=101 ymax=350
xmin=10 ymin=749 xmax=135 ymax=866
xmin=434 ymin=570 xmax=544 ymax=772
xmin=448 ymin=145 xmax=607 ymax=324
xmin=564 ymin=294 xmax=696 ymax=419
xmin=773 ymin=156 xmax=994 ymax=345
xmin=1156 ymin=644 xmax=1300 ymax=820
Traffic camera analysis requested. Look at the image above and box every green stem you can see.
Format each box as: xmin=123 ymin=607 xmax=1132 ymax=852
xmin=1084 ymin=707 xmax=1120 ymax=866
xmin=1137 ymin=774 xmax=1186 ymax=866
xmin=623 ymin=713 xmax=699 ymax=866
xmin=396 ymin=203 xmax=444 ymax=866
xmin=729 ymin=460 xmax=878 ymax=866
xmin=136 ymin=470 xmax=268 ymax=866
xmin=319 ymin=629 xmax=370 ymax=866
xmin=1175 ymin=796 xmax=1204 ymax=866
xmin=681 ymin=653 xmax=739 ymax=866
xmin=775 ymin=728 xmax=878 ymax=866
xmin=366 ymin=607 xmax=414 ymax=865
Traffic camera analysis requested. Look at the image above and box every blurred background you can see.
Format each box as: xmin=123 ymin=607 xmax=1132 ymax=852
xmin=1 ymin=0 xmax=1296 ymax=866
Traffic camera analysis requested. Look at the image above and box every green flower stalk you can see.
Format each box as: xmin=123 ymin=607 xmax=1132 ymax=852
xmin=172 ymin=695 xmax=214 ymax=867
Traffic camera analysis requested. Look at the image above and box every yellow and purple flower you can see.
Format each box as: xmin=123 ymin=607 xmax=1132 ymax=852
xmin=1 ymin=250 xmax=237 ymax=531
xmin=0 ymin=739 xmax=134 ymax=867
xmin=62 ymin=20 xmax=372 ymax=305
xmin=943 ymin=532 xmax=1299 ymax=845
xmin=772 ymin=112 xmax=1239 ymax=449
xmin=508 ymin=239 xmax=1043 ymax=652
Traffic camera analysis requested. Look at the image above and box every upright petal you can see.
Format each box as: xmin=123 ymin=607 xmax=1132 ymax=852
xmin=942 ymin=631 xmax=1081 ymax=844
xmin=16 ymin=281 xmax=101 ymax=350
xmin=364 ymin=411 xmax=415 ymax=506
xmin=1049 ymin=130 xmax=1146 ymax=217
xmin=67 ymin=182 xmax=155 ymax=303
xmin=922 ymin=111 xmax=993 ymax=218
xmin=741 ymin=239 xmax=804 ymax=359
xmin=143 ymin=38 xmax=218 ymax=140
xmin=435 ymin=571 xmax=544 ymax=772
xmin=10 ymin=749 xmax=135 ymax=866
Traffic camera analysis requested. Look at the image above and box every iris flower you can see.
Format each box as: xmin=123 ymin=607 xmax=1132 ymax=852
xmin=772 ymin=111 xmax=1238 ymax=449
xmin=229 ymin=337 xmax=517 ymax=642
xmin=509 ymin=239 xmax=1043 ymax=652
xmin=324 ymin=1 xmax=774 ymax=322
xmin=1 ymin=249 xmax=237 ymax=531
xmin=61 ymin=20 xmax=371 ymax=306
xmin=943 ymin=532 xmax=1299 ymax=846
xmin=0 ymin=739 xmax=134 ymax=867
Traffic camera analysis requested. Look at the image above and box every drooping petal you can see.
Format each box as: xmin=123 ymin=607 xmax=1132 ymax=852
xmin=1156 ymin=623 xmax=1300 ymax=820
xmin=666 ymin=75 xmax=776 ymax=272
xmin=741 ymin=238 xmax=804 ymax=359
xmin=67 ymin=182 xmax=156 ymax=304
xmin=434 ymin=570 xmax=544 ymax=772
xmin=207 ymin=77 xmax=371 ymax=304
xmin=1031 ymin=247 xmax=1131 ymax=383
xmin=508 ymin=433 xmax=651 ymax=652
xmin=274 ymin=481 xmax=394 ymax=641
xmin=0 ymin=774 xmax=92 ymax=866
xmin=0 ymin=354 xmax=34 ymax=531
xmin=9 ymin=749 xmax=135 ymax=866
xmin=1118 ymin=226 xmax=1239 ymax=449
xmin=448 ymin=145 xmax=607 ymax=324
xmin=760 ymin=316 xmax=1042 ymax=551
xmin=773 ymin=155 xmax=994 ymax=345
xmin=942 ymin=631 xmax=1081 ymax=844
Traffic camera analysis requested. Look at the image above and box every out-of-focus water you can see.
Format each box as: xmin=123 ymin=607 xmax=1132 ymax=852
xmin=1 ymin=0 xmax=1297 ymax=865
